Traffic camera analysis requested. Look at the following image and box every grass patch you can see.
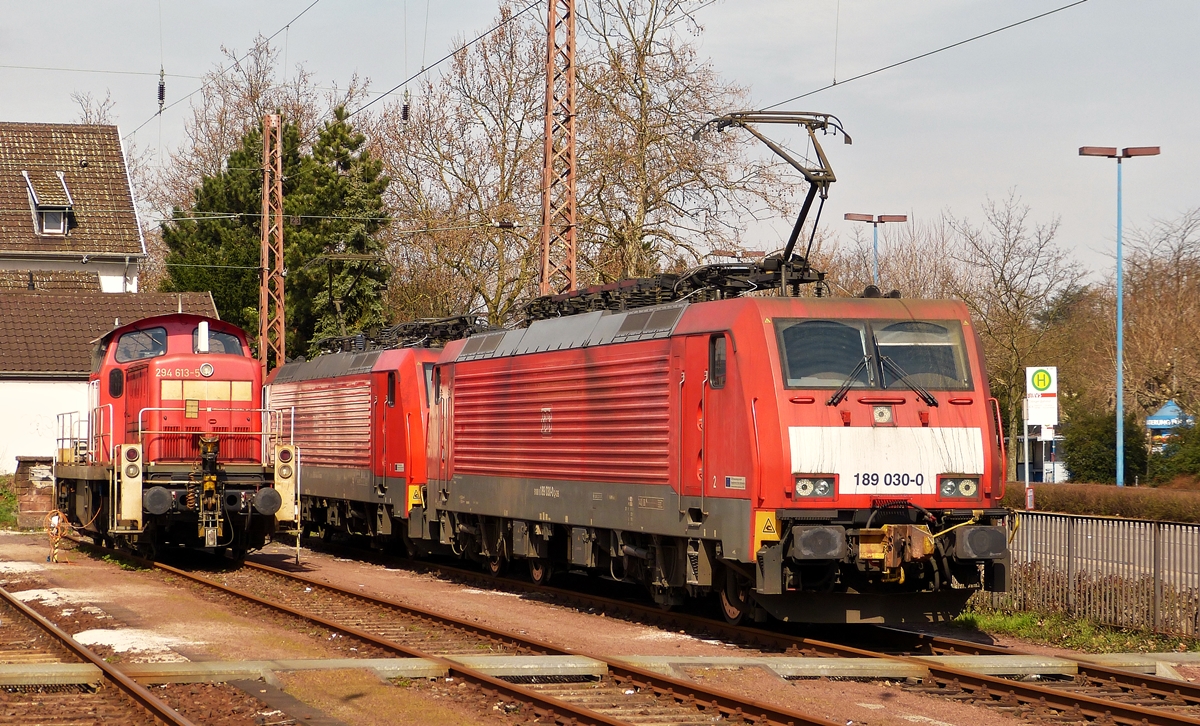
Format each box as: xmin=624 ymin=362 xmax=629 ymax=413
xmin=100 ymin=553 xmax=149 ymax=572
xmin=1002 ymin=482 xmax=1200 ymax=523
xmin=0 ymin=474 xmax=17 ymax=528
xmin=953 ymin=610 xmax=1200 ymax=653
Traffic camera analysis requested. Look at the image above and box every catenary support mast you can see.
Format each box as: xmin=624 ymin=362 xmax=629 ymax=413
xmin=259 ymin=113 xmax=286 ymax=375
xmin=539 ymin=0 xmax=577 ymax=295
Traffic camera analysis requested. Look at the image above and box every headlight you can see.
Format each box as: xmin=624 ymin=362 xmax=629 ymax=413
xmin=124 ymin=463 xmax=140 ymax=478
xmin=279 ymin=464 xmax=294 ymax=479
xmin=941 ymin=477 xmax=980 ymax=498
xmin=795 ymin=477 xmax=834 ymax=498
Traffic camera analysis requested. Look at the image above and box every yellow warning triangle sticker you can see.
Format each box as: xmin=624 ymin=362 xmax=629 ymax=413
xmin=761 ymin=517 xmax=777 ymax=535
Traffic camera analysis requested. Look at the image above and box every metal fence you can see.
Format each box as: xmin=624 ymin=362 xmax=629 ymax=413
xmin=979 ymin=511 xmax=1200 ymax=636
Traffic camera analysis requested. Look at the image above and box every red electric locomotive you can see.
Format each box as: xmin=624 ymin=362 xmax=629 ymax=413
xmin=54 ymin=313 xmax=292 ymax=558
xmin=422 ymin=292 xmax=1008 ymax=623
xmin=264 ymin=317 xmax=491 ymax=544
xmin=264 ymin=111 xmax=1010 ymax=623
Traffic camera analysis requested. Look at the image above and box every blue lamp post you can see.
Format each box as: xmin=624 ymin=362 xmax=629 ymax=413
xmin=844 ymin=213 xmax=908 ymax=287
xmin=1079 ymin=145 xmax=1161 ymax=487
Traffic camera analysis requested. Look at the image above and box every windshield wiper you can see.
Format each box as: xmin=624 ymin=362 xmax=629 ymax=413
xmin=826 ymin=355 xmax=872 ymax=406
xmin=879 ymin=356 xmax=939 ymax=407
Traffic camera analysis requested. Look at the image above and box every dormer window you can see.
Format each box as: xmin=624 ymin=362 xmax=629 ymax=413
xmin=22 ymin=170 xmax=77 ymax=237
xmin=40 ymin=210 xmax=66 ymax=235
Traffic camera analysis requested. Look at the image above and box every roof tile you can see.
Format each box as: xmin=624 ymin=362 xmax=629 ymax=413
xmin=0 ymin=123 xmax=143 ymax=256
xmin=0 ymin=291 xmax=217 ymax=375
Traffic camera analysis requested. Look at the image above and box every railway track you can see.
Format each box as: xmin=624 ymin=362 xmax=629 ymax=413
xmin=283 ymin=542 xmax=1200 ymax=726
xmin=132 ymin=554 xmax=845 ymax=726
xmin=0 ymin=583 xmax=194 ymax=726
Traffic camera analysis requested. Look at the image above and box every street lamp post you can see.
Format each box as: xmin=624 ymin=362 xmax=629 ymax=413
xmin=844 ymin=213 xmax=908 ymax=287
xmin=1079 ymin=145 xmax=1161 ymax=487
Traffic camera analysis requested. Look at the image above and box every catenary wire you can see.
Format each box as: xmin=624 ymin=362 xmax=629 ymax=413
xmin=0 ymin=64 xmax=200 ymax=79
xmin=347 ymin=0 xmax=542 ymax=119
xmin=760 ymin=0 xmax=1091 ymax=110
xmin=123 ymin=0 xmax=325 ymax=141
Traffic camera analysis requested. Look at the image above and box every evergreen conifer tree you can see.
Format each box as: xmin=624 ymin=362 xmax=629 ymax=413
xmin=161 ymin=107 xmax=388 ymax=356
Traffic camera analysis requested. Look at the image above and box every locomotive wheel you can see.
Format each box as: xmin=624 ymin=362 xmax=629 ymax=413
xmin=484 ymin=554 xmax=507 ymax=577
xmin=720 ymin=580 xmax=751 ymax=626
xmin=135 ymin=540 xmax=158 ymax=561
xmin=528 ymin=558 xmax=552 ymax=586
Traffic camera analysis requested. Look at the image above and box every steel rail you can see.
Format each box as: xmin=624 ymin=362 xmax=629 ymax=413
xmin=153 ymin=559 xmax=842 ymax=726
xmin=341 ymin=553 xmax=1200 ymax=725
xmin=0 ymin=585 xmax=196 ymax=726
xmin=878 ymin=627 xmax=1200 ymax=709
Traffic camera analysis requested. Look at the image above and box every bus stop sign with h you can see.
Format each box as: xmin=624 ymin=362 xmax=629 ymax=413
xmin=1024 ymin=367 xmax=1058 ymax=508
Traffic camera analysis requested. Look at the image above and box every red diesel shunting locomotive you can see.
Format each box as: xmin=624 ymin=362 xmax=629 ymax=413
xmin=423 ymin=294 xmax=1008 ymax=624
xmin=54 ymin=313 xmax=292 ymax=558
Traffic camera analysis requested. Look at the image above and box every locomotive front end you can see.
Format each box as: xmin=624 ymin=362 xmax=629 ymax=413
xmin=747 ymin=297 xmax=1009 ymax=621
xmin=55 ymin=314 xmax=285 ymax=559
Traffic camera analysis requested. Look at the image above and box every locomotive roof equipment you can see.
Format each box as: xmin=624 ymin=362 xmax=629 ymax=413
xmin=527 ymin=112 xmax=851 ymax=322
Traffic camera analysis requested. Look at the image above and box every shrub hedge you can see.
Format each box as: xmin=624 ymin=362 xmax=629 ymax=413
xmin=1001 ymin=482 xmax=1200 ymax=523
xmin=0 ymin=475 xmax=15 ymax=528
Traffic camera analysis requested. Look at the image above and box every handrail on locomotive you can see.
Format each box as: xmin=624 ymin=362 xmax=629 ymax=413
xmin=56 ymin=404 xmax=294 ymax=467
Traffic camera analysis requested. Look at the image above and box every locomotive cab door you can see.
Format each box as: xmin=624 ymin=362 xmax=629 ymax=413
xmin=379 ymin=370 xmax=406 ymax=496
xmin=678 ymin=336 xmax=708 ymax=499
xmin=679 ymin=333 xmax=737 ymax=508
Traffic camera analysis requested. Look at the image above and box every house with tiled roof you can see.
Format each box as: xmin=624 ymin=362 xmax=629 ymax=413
xmin=0 ymin=291 xmax=216 ymax=473
xmin=0 ymin=122 xmax=144 ymax=292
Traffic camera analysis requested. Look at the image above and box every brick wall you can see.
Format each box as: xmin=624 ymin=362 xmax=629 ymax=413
xmin=14 ymin=455 xmax=53 ymax=528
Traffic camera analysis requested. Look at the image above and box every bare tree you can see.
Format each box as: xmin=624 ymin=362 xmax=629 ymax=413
xmin=949 ymin=191 xmax=1084 ymax=477
xmin=72 ymin=89 xmax=117 ymax=125
xmin=147 ymin=36 xmax=368 ymax=217
xmin=575 ymin=0 xmax=789 ymax=281
xmin=820 ymin=217 xmax=965 ymax=299
xmin=1123 ymin=208 xmax=1200 ymax=414
xmin=369 ymin=4 xmax=545 ymax=325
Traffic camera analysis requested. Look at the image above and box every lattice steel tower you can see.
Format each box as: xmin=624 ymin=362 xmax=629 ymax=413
xmin=259 ymin=114 xmax=286 ymax=375
xmin=539 ymin=0 xmax=577 ymax=295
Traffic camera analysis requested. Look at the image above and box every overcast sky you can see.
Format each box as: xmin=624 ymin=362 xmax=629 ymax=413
xmin=1 ymin=0 xmax=1194 ymax=279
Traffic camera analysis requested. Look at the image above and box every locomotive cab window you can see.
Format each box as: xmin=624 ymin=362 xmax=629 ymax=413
xmin=875 ymin=320 xmax=971 ymax=390
xmin=709 ymin=335 xmax=727 ymax=389
xmin=114 ymin=327 xmax=168 ymax=363
xmin=423 ymin=363 xmax=435 ymax=405
xmin=108 ymin=368 xmax=124 ymax=398
xmin=386 ymin=371 xmax=396 ymax=407
xmin=192 ymin=327 xmax=245 ymax=355
xmin=776 ymin=320 xmax=871 ymax=388
xmin=90 ymin=341 xmax=109 ymax=373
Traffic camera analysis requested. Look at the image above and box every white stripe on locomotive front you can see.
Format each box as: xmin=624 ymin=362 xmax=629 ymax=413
xmin=788 ymin=426 xmax=985 ymax=495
